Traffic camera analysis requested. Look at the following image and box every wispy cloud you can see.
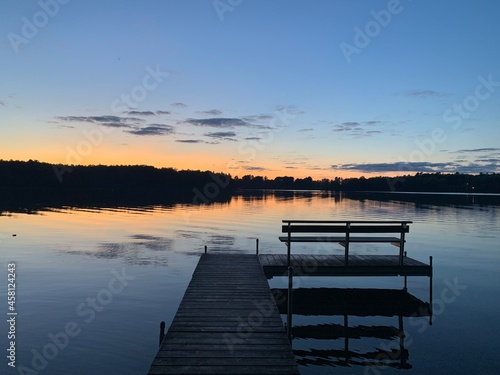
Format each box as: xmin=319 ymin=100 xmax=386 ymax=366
xmin=242 ymin=114 xmax=274 ymax=122
xmin=125 ymin=110 xmax=156 ymax=116
xmin=185 ymin=118 xmax=251 ymax=128
xmin=56 ymin=115 xmax=141 ymax=128
xmin=397 ymin=89 xmax=446 ymax=98
xmin=332 ymin=120 xmax=384 ymax=137
xmin=245 ymin=165 xmax=268 ymax=171
xmin=452 ymin=148 xmax=500 ymax=153
xmin=171 ymin=102 xmax=187 ymax=108
xmin=126 ymin=124 xmax=174 ymax=136
xmin=197 ymin=109 xmax=222 ymax=116
xmin=156 ymin=110 xmax=171 ymax=115
xmin=203 ymin=131 xmax=237 ymax=141
xmin=244 ymin=137 xmax=261 ymax=140
xmin=175 ymin=139 xmax=204 ymax=143
xmin=332 ymin=161 xmax=500 ymax=174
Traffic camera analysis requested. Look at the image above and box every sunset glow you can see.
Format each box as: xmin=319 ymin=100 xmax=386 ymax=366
xmin=1 ymin=1 xmax=499 ymax=179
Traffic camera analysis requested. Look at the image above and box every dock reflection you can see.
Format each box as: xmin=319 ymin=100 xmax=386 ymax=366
xmin=272 ymin=288 xmax=431 ymax=370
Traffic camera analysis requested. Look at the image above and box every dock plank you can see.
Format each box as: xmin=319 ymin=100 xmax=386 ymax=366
xmin=147 ymin=254 xmax=299 ymax=375
xmin=259 ymin=254 xmax=432 ymax=277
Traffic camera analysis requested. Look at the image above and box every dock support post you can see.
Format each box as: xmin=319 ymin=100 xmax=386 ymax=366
xmin=256 ymin=238 xmax=259 ymax=255
xmin=159 ymin=321 xmax=165 ymax=347
xmin=204 ymin=245 xmax=207 ymax=254
xmin=429 ymin=256 xmax=433 ymax=325
xmin=344 ymin=222 xmax=350 ymax=266
xmin=399 ymin=223 xmax=407 ymax=266
xmin=287 ymin=266 xmax=293 ymax=342
xmin=287 ymin=222 xmax=291 ymax=267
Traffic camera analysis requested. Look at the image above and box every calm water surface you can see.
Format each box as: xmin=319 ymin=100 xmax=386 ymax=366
xmin=1 ymin=191 xmax=499 ymax=375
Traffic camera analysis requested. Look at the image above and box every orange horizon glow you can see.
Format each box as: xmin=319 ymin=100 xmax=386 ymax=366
xmin=1 ymin=154 xmax=417 ymax=181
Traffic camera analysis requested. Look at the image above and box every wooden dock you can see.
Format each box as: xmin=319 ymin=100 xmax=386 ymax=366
xmin=259 ymin=254 xmax=432 ymax=278
xmin=148 ymin=254 xmax=299 ymax=375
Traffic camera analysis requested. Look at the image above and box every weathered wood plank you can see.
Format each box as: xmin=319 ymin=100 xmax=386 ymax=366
xmin=260 ymin=254 xmax=432 ymax=277
xmin=149 ymin=365 xmax=300 ymax=375
xmin=147 ymin=254 xmax=299 ymax=375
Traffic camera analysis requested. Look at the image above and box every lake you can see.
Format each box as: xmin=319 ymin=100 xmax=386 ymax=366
xmin=1 ymin=190 xmax=499 ymax=375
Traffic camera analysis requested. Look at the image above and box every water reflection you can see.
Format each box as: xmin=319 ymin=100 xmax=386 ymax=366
xmin=60 ymin=234 xmax=175 ymax=266
xmin=2 ymin=189 xmax=500 ymax=217
xmin=273 ymin=288 xmax=431 ymax=370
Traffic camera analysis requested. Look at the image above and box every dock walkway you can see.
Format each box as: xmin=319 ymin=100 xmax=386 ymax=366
xmin=259 ymin=254 xmax=432 ymax=278
xmin=148 ymin=254 xmax=299 ymax=375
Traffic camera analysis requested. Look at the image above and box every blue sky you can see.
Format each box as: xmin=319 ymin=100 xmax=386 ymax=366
xmin=1 ymin=0 xmax=499 ymax=178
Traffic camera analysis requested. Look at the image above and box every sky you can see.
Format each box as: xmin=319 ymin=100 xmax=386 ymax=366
xmin=1 ymin=0 xmax=499 ymax=179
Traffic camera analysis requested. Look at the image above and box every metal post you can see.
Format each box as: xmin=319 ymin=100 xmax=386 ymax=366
xmin=287 ymin=222 xmax=291 ymax=267
xmin=204 ymin=245 xmax=207 ymax=254
xmin=256 ymin=238 xmax=259 ymax=255
xmin=429 ymin=256 xmax=433 ymax=325
xmin=399 ymin=223 xmax=407 ymax=266
xmin=399 ymin=315 xmax=406 ymax=367
xmin=159 ymin=321 xmax=165 ymax=347
xmin=345 ymin=222 xmax=350 ymax=266
xmin=403 ymin=251 xmax=408 ymax=291
xmin=287 ymin=266 xmax=293 ymax=342
xmin=344 ymin=314 xmax=349 ymax=364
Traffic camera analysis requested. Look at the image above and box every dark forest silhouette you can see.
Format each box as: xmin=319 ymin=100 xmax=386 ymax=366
xmin=233 ymin=171 xmax=500 ymax=193
xmin=1 ymin=160 xmax=500 ymax=209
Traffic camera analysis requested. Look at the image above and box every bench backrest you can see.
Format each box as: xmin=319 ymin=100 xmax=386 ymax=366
xmin=282 ymin=221 xmax=411 ymax=234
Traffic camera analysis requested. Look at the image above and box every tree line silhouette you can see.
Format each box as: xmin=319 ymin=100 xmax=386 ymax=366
xmin=1 ymin=160 xmax=499 ymax=209
xmin=0 ymin=160 xmax=232 ymax=207
xmin=232 ymin=172 xmax=500 ymax=193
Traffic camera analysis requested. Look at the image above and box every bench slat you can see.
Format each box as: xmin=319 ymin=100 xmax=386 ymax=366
xmin=278 ymin=236 xmax=402 ymax=243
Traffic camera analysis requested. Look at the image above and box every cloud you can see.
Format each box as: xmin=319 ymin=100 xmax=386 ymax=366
xmin=175 ymin=139 xmax=204 ymax=143
xmin=171 ymin=102 xmax=187 ymax=108
xmin=197 ymin=109 xmax=222 ymax=116
xmin=298 ymin=128 xmax=315 ymax=132
xmin=56 ymin=115 xmax=141 ymax=128
xmin=0 ymin=101 xmax=5 ymax=106
xmin=156 ymin=110 xmax=171 ymax=115
xmin=203 ymin=131 xmax=237 ymax=141
xmin=475 ymin=158 xmax=500 ymax=163
xmin=245 ymin=166 xmax=268 ymax=171
xmin=397 ymin=89 xmax=445 ymax=98
xmin=453 ymin=148 xmax=500 ymax=153
xmin=332 ymin=120 xmax=383 ymax=136
xmin=332 ymin=161 xmax=500 ymax=174
xmin=244 ymin=137 xmax=261 ymax=140
xmin=125 ymin=110 xmax=156 ymax=116
xmin=185 ymin=117 xmax=251 ymax=128
xmin=126 ymin=124 xmax=174 ymax=136
xmin=242 ymin=114 xmax=274 ymax=122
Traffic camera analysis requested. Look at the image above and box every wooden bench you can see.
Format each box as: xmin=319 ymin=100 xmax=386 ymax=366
xmin=279 ymin=220 xmax=412 ymax=266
